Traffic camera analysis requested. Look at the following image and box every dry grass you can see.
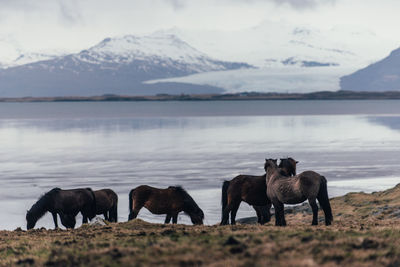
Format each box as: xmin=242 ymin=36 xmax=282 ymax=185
xmin=3 ymin=184 xmax=400 ymax=266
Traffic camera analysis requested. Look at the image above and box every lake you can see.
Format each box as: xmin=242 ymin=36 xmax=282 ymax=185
xmin=1 ymin=100 xmax=400 ymax=229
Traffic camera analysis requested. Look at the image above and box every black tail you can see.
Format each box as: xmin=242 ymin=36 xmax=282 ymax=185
xmin=221 ymin=181 xmax=230 ymax=219
xmin=317 ymin=176 xmax=333 ymax=225
xmin=128 ymin=189 xmax=134 ymax=220
xmin=87 ymin=188 xmax=97 ymax=220
xmin=111 ymin=198 xmax=118 ymax=222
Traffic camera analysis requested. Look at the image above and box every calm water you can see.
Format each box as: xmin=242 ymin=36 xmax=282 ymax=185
xmin=1 ymin=100 xmax=400 ymax=229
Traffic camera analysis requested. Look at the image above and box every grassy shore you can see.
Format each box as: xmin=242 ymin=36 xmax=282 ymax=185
xmin=3 ymin=184 xmax=400 ymax=266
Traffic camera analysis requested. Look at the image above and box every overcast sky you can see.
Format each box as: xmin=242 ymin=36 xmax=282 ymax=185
xmin=0 ymin=0 xmax=399 ymax=54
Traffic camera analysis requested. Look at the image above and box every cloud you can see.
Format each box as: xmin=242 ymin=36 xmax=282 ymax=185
xmin=164 ymin=0 xmax=336 ymax=10
xmin=270 ymin=0 xmax=336 ymax=9
xmin=165 ymin=0 xmax=186 ymax=10
xmin=58 ymin=1 xmax=82 ymax=26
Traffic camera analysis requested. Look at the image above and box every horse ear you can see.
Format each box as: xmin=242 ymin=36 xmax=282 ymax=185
xmin=296 ymin=161 xmax=299 ymax=164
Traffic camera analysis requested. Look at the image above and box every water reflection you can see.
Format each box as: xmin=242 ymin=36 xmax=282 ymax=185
xmin=367 ymin=116 xmax=400 ymax=131
xmin=1 ymin=113 xmax=400 ymax=229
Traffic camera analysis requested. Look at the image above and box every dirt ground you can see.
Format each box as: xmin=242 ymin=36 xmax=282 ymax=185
xmin=2 ymin=184 xmax=400 ymax=266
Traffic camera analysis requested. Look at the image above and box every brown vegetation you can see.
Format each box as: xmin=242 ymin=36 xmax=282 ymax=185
xmin=2 ymin=184 xmax=400 ymax=266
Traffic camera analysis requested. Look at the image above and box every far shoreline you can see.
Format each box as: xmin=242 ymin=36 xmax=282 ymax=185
xmin=2 ymin=90 xmax=400 ymax=102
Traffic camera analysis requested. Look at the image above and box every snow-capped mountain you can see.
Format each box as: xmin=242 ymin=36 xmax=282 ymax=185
xmin=10 ymin=52 xmax=62 ymax=67
xmin=0 ymin=33 xmax=251 ymax=97
xmin=144 ymin=23 xmax=399 ymax=94
xmin=77 ymin=33 xmax=247 ymax=72
xmin=0 ymin=36 xmax=63 ymax=68
xmin=340 ymin=47 xmax=400 ymax=92
xmin=161 ymin=21 xmax=398 ymax=70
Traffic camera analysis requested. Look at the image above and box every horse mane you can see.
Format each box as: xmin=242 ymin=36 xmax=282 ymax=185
xmin=27 ymin=188 xmax=61 ymax=222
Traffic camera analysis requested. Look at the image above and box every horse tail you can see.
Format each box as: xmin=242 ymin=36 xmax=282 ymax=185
xmin=128 ymin=189 xmax=134 ymax=219
xmin=317 ymin=176 xmax=333 ymax=225
xmin=221 ymin=180 xmax=230 ymax=218
xmin=111 ymin=192 xmax=118 ymax=222
xmin=86 ymin=188 xmax=97 ymax=220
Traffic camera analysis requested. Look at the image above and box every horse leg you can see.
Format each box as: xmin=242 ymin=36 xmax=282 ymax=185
xmin=273 ymin=201 xmax=285 ymax=226
xmin=230 ymin=202 xmax=240 ymax=225
xmin=254 ymin=206 xmax=262 ymax=224
xmin=172 ymin=213 xmax=178 ymax=224
xmin=165 ymin=214 xmax=172 ymax=224
xmin=221 ymin=199 xmax=235 ymax=225
xmin=104 ymin=212 xmax=109 ymax=221
xmin=82 ymin=215 xmax=88 ymax=224
xmin=52 ymin=212 xmax=59 ymax=229
xmin=309 ymin=198 xmax=319 ymax=225
xmin=128 ymin=205 xmax=142 ymax=221
xmin=264 ymin=203 xmax=272 ymax=223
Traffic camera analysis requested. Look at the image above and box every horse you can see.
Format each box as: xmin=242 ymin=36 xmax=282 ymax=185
xmin=94 ymin=189 xmax=118 ymax=222
xmin=220 ymin=158 xmax=297 ymax=225
xmin=278 ymin=157 xmax=298 ymax=176
xmin=26 ymin=188 xmax=97 ymax=230
xmin=264 ymin=159 xmax=333 ymax=226
xmin=220 ymin=174 xmax=271 ymax=225
xmin=128 ymin=185 xmax=204 ymax=225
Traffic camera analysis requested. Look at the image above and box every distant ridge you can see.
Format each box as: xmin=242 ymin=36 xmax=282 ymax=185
xmin=340 ymin=47 xmax=400 ymax=92
xmin=0 ymin=33 xmax=252 ymax=97
xmin=2 ymin=90 xmax=400 ymax=102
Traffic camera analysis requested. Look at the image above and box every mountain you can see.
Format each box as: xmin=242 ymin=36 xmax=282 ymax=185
xmin=0 ymin=33 xmax=251 ymax=97
xmin=340 ymin=47 xmax=400 ymax=92
xmin=163 ymin=22 xmax=398 ymax=69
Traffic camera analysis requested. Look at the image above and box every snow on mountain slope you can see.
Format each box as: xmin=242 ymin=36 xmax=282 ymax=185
xmin=0 ymin=37 xmax=64 ymax=68
xmin=146 ymin=66 xmax=353 ymax=94
xmin=160 ymin=21 xmax=398 ymax=69
xmin=72 ymin=33 xmax=251 ymax=72
xmin=0 ymin=33 xmax=251 ymax=97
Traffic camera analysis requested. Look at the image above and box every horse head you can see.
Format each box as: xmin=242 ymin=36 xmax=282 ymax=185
xmin=26 ymin=210 xmax=37 ymax=230
xmin=176 ymin=186 xmax=204 ymax=225
xmin=279 ymin=157 xmax=298 ymax=176
xmin=264 ymin=158 xmax=277 ymax=172
xmin=190 ymin=207 xmax=204 ymax=225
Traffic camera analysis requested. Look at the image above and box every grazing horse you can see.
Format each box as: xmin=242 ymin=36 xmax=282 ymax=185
xmin=264 ymin=159 xmax=333 ymax=226
xmin=128 ymin=185 xmax=204 ymax=225
xmin=94 ymin=189 xmax=118 ymax=222
xmin=26 ymin=188 xmax=97 ymax=230
xmin=220 ymin=159 xmax=298 ymax=225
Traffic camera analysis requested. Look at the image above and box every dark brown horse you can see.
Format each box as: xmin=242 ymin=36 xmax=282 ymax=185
xmin=94 ymin=189 xmax=118 ymax=222
xmin=26 ymin=188 xmax=97 ymax=230
xmin=128 ymin=185 xmax=204 ymax=225
xmin=264 ymin=159 xmax=333 ymax=226
xmin=220 ymin=174 xmax=271 ymax=225
xmin=220 ymin=158 xmax=297 ymax=225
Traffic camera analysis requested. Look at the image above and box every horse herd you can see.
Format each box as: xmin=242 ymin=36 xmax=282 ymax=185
xmin=26 ymin=158 xmax=333 ymax=230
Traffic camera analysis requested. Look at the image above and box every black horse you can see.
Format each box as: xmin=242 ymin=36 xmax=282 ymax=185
xmin=26 ymin=188 xmax=97 ymax=230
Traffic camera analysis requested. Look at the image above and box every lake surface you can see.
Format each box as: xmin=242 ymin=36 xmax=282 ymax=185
xmin=1 ymin=100 xmax=400 ymax=229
